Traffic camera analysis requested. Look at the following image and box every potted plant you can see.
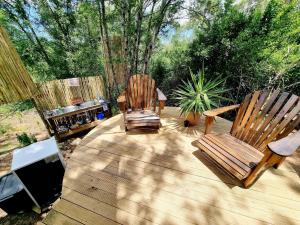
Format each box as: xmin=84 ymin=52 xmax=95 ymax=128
xmin=173 ymin=68 xmax=230 ymax=126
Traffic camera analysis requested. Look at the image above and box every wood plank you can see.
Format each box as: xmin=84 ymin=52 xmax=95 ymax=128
xmin=53 ymin=199 xmax=119 ymax=225
xmin=66 ymin=157 xmax=300 ymax=214
xmin=143 ymin=75 xmax=148 ymax=109
xmin=62 ymin=188 xmax=155 ymax=225
xmin=240 ymin=91 xmax=269 ymax=141
xmin=140 ymin=75 xmax=144 ymax=108
xmin=254 ymin=94 xmax=299 ymax=148
xmin=220 ymin=134 xmax=264 ymax=160
xmin=204 ymin=104 xmax=240 ymax=117
xmin=59 ymin=120 xmax=104 ymax=138
xmin=79 ymin=133 xmax=300 ymax=195
xmin=64 ymin=159 xmax=300 ymax=225
xmin=243 ymin=90 xmax=280 ymax=143
xmin=231 ymin=93 xmax=252 ymax=136
xmin=196 ymin=139 xmax=246 ymax=179
xmin=137 ymin=74 xmax=141 ymax=108
xmin=42 ymin=107 xmax=300 ymax=225
xmin=236 ymin=91 xmax=261 ymax=139
xmin=249 ymin=92 xmax=290 ymax=146
xmin=259 ymin=99 xmax=300 ymax=149
xmin=204 ymin=134 xmax=263 ymax=167
xmin=62 ymin=180 xmax=196 ymax=225
xmin=201 ymin=136 xmax=251 ymax=172
xmin=63 ymin=163 xmax=277 ymax=225
xmin=43 ymin=210 xmax=83 ymax=225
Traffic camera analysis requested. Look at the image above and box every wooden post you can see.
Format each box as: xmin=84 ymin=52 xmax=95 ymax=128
xmin=158 ymin=101 xmax=165 ymax=115
xmin=32 ymin=98 xmax=52 ymax=136
xmin=204 ymin=116 xmax=214 ymax=134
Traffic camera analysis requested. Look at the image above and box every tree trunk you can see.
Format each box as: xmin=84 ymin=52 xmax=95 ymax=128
xmin=132 ymin=0 xmax=144 ymax=74
xmin=121 ymin=0 xmax=130 ymax=85
xmin=96 ymin=0 xmax=111 ymax=100
xmin=100 ymin=0 xmax=119 ymax=95
xmin=142 ymin=0 xmax=172 ymax=73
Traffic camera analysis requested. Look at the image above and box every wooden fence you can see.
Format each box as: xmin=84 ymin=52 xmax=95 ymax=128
xmin=35 ymin=76 xmax=105 ymax=111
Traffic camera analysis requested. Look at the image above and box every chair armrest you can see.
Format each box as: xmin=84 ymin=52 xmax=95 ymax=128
xmin=204 ymin=104 xmax=240 ymax=117
xmin=157 ymin=88 xmax=167 ymax=101
xmin=203 ymin=104 xmax=239 ymax=134
xmin=268 ymin=130 xmax=300 ymax=156
xmin=117 ymin=91 xmax=126 ymax=112
xmin=117 ymin=91 xmax=126 ymax=103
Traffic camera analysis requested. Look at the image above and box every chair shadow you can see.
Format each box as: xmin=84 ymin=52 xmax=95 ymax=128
xmin=126 ymin=129 xmax=159 ymax=135
xmin=191 ymin=146 xmax=241 ymax=189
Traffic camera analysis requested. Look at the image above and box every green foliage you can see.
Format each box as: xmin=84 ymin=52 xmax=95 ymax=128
xmin=173 ymin=67 xmax=230 ymax=115
xmin=152 ymin=0 xmax=300 ymax=105
xmin=0 ymin=1 xmax=104 ymax=81
xmin=0 ymin=124 xmax=10 ymax=135
xmin=0 ymin=100 xmax=34 ymax=115
xmin=16 ymin=132 xmax=37 ymax=147
xmin=151 ymin=28 xmax=192 ymax=104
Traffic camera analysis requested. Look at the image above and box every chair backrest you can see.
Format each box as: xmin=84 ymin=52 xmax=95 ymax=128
xmin=231 ymin=90 xmax=300 ymax=152
xmin=126 ymin=74 xmax=156 ymax=110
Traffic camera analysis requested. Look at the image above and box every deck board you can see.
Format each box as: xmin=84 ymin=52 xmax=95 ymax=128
xmin=43 ymin=107 xmax=300 ymax=225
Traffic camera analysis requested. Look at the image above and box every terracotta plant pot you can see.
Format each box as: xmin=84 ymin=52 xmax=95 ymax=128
xmin=186 ymin=112 xmax=201 ymax=126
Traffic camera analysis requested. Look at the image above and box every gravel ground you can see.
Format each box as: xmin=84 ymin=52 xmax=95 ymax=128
xmin=0 ymin=107 xmax=82 ymax=224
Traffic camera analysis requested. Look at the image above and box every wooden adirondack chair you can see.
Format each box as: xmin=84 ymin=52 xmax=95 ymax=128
xmin=194 ymin=90 xmax=300 ymax=188
xmin=117 ymin=74 xmax=167 ymax=131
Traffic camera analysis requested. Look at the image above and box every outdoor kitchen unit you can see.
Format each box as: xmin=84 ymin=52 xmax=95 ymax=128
xmin=44 ymin=99 xmax=111 ymax=140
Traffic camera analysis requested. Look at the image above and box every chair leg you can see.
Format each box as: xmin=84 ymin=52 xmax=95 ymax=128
xmin=273 ymin=156 xmax=286 ymax=169
xmin=244 ymin=151 xmax=272 ymax=188
xmin=204 ymin=116 xmax=214 ymax=134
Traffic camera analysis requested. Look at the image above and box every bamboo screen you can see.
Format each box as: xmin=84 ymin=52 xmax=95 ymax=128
xmin=36 ymin=76 xmax=105 ymax=111
xmin=0 ymin=27 xmax=37 ymax=104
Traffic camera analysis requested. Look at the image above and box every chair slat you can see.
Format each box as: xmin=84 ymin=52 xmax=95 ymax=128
xmin=129 ymin=76 xmax=135 ymax=108
xmin=140 ymin=75 xmax=144 ymax=108
xmin=149 ymin=79 xmax=155 ymax=110
xmin=244 ymin=89 xmax=280 ymax=142
xmin=133 ymin=75 xmax=138 ymax=108
xmin=240 ymin=91 xmax=269 ymax=141
xmin=136 ymin=74 xmax=141 ymax=108
xmin=258 ymin=98 xmax=300 ymax=150
xmin=235 ymin=91 xmax=261 ymax=139
xmin=253 ymin=94 xmax=299 ymax=149
xmin=276 ymin=115 xmax=300 ymax=140
xmin=248 ymin=92 xmax=289 ymax=146
xmin=143 ymin=76 xmax=148 ymax=109
xmin=197 ymin=139 xmax=246 ymax=180
xmin=127 ymin=74 xmax=156 ymax=110
xmin=146 ymin=77 xmax=151 ymax=108
xmin=205 ymin=134 xmax=261 ymax=167
xmin=200 ymin=137 xmax=250 ymax=174
xmin=231 ymin=93 xmax=252 ymax=136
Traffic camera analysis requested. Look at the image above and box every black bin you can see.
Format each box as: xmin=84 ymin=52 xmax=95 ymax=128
xmin=0 ymin=173 xmax=33 ymax=214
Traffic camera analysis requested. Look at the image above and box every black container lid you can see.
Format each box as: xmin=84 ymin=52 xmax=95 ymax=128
xmin=0 ymin=173 xmax=23 ymax=200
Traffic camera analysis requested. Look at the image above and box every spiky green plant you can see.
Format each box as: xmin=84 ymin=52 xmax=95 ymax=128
xmin=173 ymin=68 xmax=230 ymax=116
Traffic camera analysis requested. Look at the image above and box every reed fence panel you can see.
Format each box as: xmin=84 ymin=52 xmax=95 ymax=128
xmin=36 ymin=76 xmax=105 ymax=111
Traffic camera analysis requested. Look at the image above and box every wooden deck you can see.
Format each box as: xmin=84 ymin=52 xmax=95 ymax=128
xmin=42 ymin=107 xmax=300 ymax=225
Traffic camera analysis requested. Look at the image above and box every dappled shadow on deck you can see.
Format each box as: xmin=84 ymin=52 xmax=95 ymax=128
xmin=43 ymin=107 xmax=300 ymax=225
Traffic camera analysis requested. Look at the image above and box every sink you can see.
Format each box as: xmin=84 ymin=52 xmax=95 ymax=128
xmin=80 ymin=100 xmax=96 ymax=108
xmin=63 ymin=105 xmax=78 ymax=113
